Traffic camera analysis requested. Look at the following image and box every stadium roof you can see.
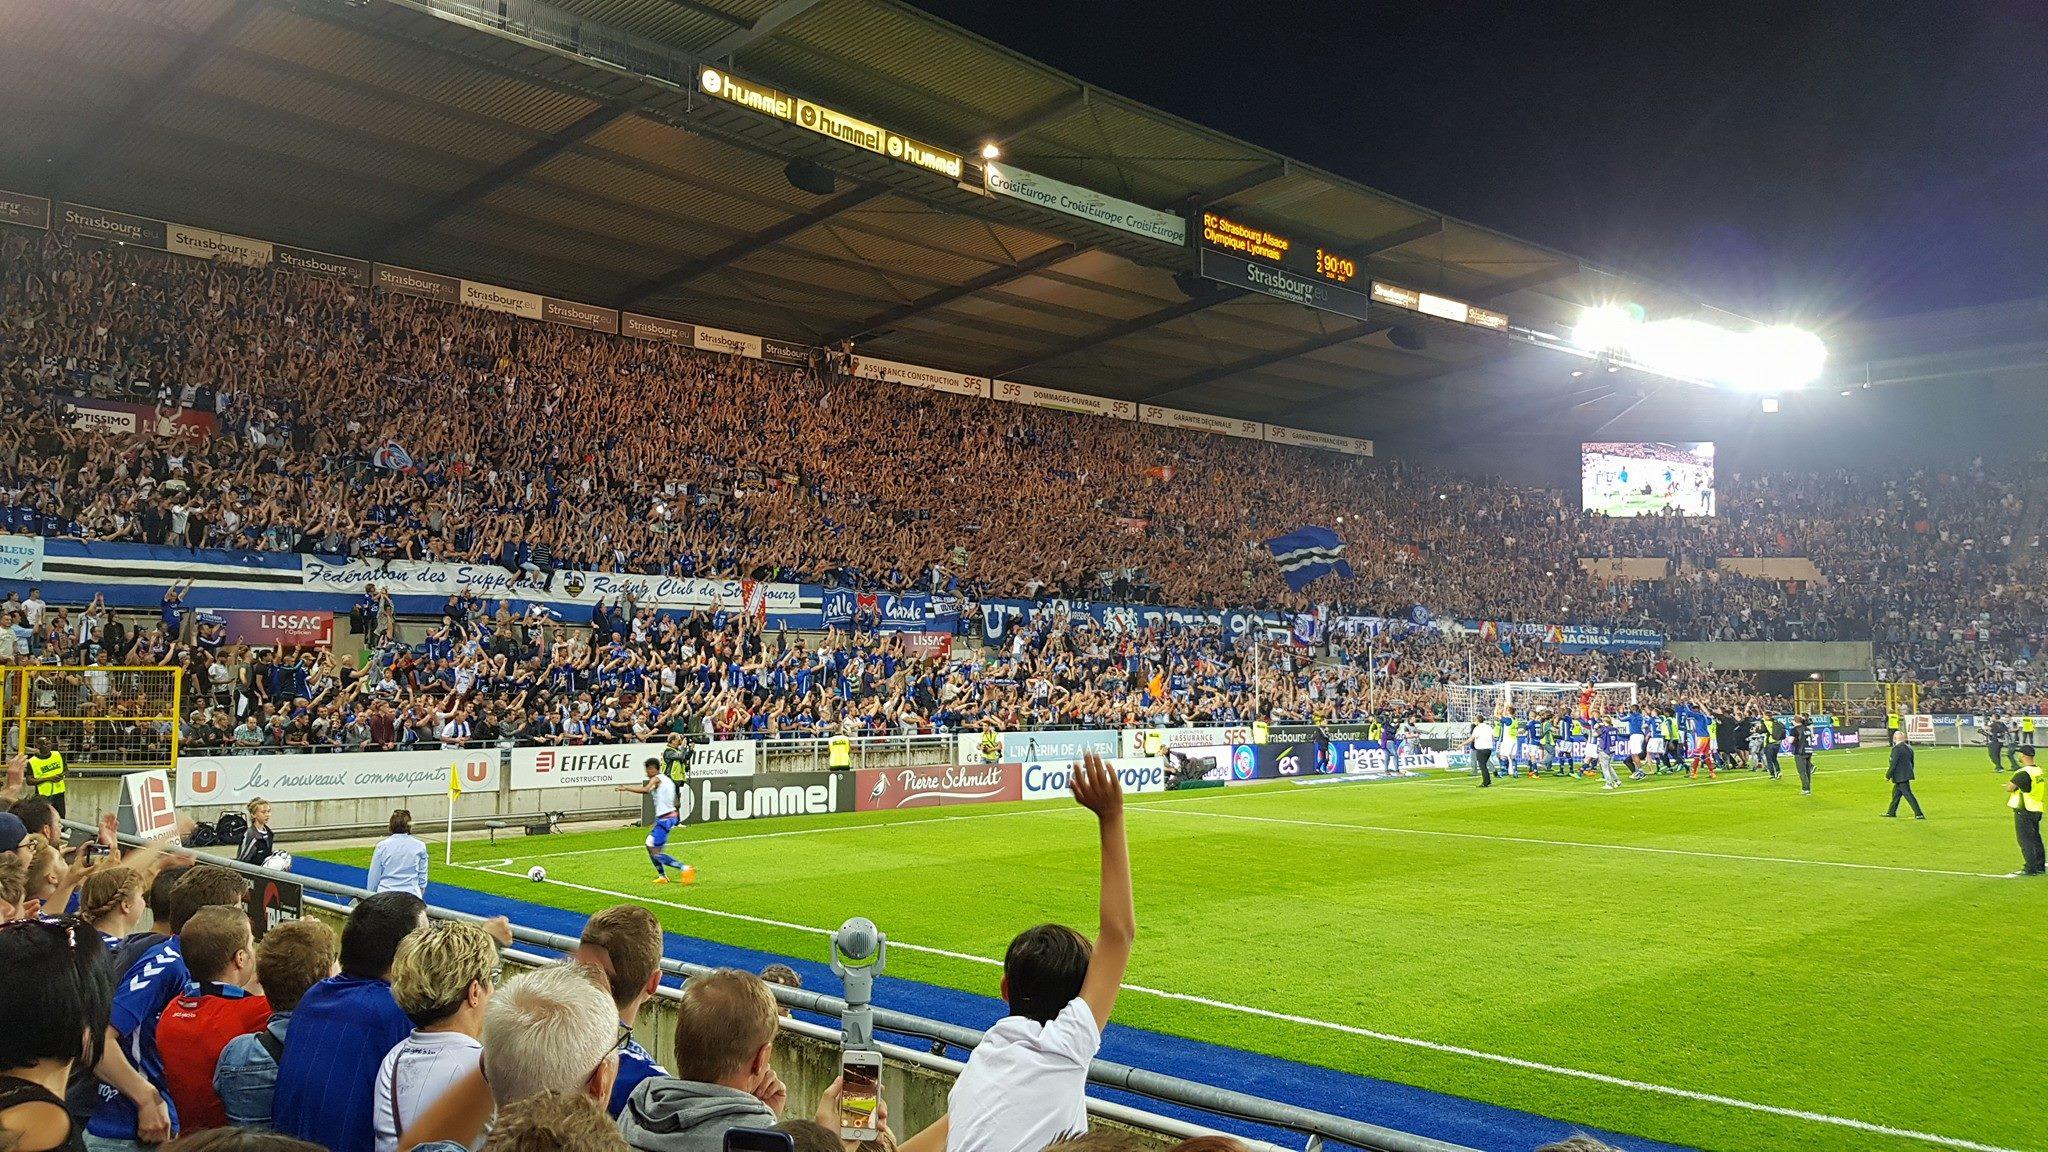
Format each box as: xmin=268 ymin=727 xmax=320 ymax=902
xmin=1 ymin=0 xmax=1743 ymax=440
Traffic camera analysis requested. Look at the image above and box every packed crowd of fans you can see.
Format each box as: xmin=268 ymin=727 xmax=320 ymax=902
xmin=0 ymin=752 xmax=1630 ymax=1152
xmin=2 ymin=229 xmax=2046 ymax=716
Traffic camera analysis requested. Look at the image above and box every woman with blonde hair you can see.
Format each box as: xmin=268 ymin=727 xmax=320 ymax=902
xmin=80 ymin=866 xmax=148 ymax=949
xmin=372 ymin=921 xmax=501 ymax=1152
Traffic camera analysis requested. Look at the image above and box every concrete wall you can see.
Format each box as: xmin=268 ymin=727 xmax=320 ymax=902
xmin=1666 ymin=641 xmax=1872 ymax=672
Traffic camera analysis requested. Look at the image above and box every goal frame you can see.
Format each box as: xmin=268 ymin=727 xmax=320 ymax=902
xmin=1447 ymin=681 xmax=1637 ymax=724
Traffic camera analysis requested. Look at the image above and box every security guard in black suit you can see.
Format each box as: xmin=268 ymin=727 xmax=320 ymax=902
xmin=1884 ymin=730 xmax=1925 ymax=819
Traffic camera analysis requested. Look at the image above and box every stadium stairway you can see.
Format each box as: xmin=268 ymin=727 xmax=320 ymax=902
xmin=292 ymin=857 xmax=1697 ymax=1152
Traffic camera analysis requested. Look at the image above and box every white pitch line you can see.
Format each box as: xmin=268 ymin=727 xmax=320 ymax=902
xmin=468 ymin=861 xmax=2021 ymax=1152
xmin=495 ymin=805 xmax=1076 ymax=863
xmin=1135 ymin=803 xmax=2010 ymax=879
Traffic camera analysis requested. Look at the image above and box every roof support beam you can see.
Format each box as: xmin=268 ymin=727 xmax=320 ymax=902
xmin=698 ymin=0 xmax=822 ymax=62
xmin=612 ymin=185 xmax=885 ymax=308
xmin=984 ymin=89 xmax=1090 ymax=149
xmin=57 ymin=0 xmax=263 ymax=195
xmin=986 ymin=289 xmax=1244 ymax=378
xmin=1140 ymin=261 xmax=1581 ymax=406
xmin=1184 ymin=161 xmax=1288 ymax=209
xmin=823 ymin=243 xmax=1081 ymax=345
xmin=361 ymin=102 xmax=633 ymax=258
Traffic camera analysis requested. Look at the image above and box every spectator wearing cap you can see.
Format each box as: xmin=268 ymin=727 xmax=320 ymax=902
xmin=215 ymin=918 xmax=339 ymax=1129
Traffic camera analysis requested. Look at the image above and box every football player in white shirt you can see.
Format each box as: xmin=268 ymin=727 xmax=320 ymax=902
xmin=619 ymin=758 xmax=694 ymax=885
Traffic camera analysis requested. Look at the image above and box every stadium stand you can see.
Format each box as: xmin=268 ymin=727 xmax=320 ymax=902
xmin=2 ymin=232 xmax=2044 ymax=721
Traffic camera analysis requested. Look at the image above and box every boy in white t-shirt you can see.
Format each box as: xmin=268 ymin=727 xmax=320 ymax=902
xmin=946 ymin=754 xmax=1132 ymax=1152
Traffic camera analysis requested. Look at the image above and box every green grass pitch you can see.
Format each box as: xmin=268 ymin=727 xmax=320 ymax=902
xmin=313 ymin=747 xmax=2041 ymax=1152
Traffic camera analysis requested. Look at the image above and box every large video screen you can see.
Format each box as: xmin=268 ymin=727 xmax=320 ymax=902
xmin=1581 ymin=442 xmax=1716 ymax=517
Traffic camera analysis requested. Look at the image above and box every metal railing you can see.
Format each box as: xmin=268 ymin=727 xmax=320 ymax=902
xmin=93 ymin=830 xmax=1476 ymax=1152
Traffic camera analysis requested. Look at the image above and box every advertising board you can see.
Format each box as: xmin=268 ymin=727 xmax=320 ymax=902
xmin=855 ymin=764 xmax=1022 ymax=811
xmin=684 ymin=771 xmax=850 ymax=826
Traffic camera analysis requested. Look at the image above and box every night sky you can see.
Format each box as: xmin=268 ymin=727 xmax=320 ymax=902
xmin=908 ymin=1 xmax=2048 ymax=325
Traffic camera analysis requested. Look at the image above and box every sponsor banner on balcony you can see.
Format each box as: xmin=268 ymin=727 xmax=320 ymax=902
xmin=542 ymin=297 xmax=619 ymax=333
xmin=60 ymin=201 xmax=166 ymax=249
xmin=374 ymin=264 xmax=460 ymax=304
xmin=175 ymin=748 xmax=500 ymax=807
xmin=622 ymin=313 xmax=694 ymax=343
xmin=991 ymin=379 xmax=1135 ymax=420
xmin=694 ymin=325 xmax=763 ymax=359
xmin=508 ymin=740 xmax=757 ymax=790
xmin=1138 ymin=404 xmax=1264 ymax=441
xmin=762 ymin=338 xmax=812 ymax=366
xmin=849 ymin=354 xmax=989 ymax=398
xmin=62 ymin=398 xmax=217 ymax=438
xmin=167 ymin=224 xmax=273 ymax=267
xmin=274 ymin=244 xmax=371 ymax=286
xmin=460 ymin=279 xmax=544 ymax=320
xmin=194 ymin=609 xmax=334 ymax=648
xmin=0 ymin=189 xmax=52 ymax=230
xmin=1263 ymin=423 xmax=1373 ymax=457
xmin=1117 ymin=725 xmax=1252 ymax=758
xmin=0 ymin=534 xmax=44 ymax=580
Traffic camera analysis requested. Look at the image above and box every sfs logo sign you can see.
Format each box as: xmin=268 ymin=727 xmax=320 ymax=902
xmin=685 ymin=772 xmax=848 ymax=825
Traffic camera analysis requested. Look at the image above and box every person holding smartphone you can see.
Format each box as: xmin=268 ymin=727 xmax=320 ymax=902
xmin=945 ymin=753 xmax=1131 ymax=1152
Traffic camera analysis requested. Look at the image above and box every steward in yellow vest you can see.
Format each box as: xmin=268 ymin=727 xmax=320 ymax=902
xmin=28 ymin=743 xmax=66 ymax=816
xmin=828 ymin=733 xmax=852 ymax=770
xmin=2008 ymin=749 xmax=2044 ymax=876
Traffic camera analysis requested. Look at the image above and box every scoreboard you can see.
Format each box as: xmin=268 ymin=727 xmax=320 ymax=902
xmin=1195 ymin=210 xmax=1511 ymax=333
xmin=1196 ymin=210 xmax=1374 ymax=320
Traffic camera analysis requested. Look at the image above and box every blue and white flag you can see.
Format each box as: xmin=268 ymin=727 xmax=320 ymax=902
xmin=1264 ymin=526 xmax=1353 ymax=592
xmin=372 ymin=440 xmax=416 ymax=472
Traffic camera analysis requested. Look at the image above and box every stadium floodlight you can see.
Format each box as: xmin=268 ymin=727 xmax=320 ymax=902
xmin=1571 ymin=304 xmax=1827 ymax=392
xmin=980 ymin=141 xmax=1001 ymax=159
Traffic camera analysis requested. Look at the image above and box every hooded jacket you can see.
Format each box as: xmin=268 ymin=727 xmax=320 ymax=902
xmin=619 ymin=1078 xmax=776 ymax=1152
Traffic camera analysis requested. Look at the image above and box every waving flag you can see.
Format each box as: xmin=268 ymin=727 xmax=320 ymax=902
xmin=372 ymin=440 xmax=416 ymax=472
xmin=1264 ymin=526 xmax=1353 ymax=592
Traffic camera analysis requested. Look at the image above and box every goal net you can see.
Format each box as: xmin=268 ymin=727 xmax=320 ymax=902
xmin=2 ymin=665 xmax=183 ymax=770
xmin=1445 ymin=681 xmax=1637 ymax=725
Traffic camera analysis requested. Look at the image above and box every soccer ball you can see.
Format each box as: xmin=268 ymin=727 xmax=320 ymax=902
xmin=528 ymin=865 xmax=547 ymax=883
xmin=262 ymin=852 xmax=293 ymax=873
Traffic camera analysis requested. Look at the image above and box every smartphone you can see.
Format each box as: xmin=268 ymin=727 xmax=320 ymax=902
xmin=838 ymin=1049 xmax=884 ymax=1141
xmin=723 ymin=1128 xmax=795 ymax=1152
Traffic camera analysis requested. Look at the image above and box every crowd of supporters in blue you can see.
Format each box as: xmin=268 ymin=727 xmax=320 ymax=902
xmin=1 ymin=229 xmax=2043 ymax=742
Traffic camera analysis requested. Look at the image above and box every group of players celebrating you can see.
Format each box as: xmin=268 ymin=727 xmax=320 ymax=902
xmin=1481 ymin=702 xmax=1816 ymax=790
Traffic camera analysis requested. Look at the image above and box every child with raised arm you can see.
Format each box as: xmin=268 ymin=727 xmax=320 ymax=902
xmin=946 ymin=753 xmax=1132 ymax=1152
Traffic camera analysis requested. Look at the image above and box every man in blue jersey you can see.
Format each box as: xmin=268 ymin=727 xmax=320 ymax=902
xmin=619 ymin=759 xmax=695 ymax=885
xmin=575 ymin=904 xmax=672 ymax=1118
xmin=1622 ymin=708 xmax=1648 ymax=780
xmin=1590 ymin=716 xmax=1623 ymax=790
xmin=272 ymin=893 xmax=430 ymax=1152
xmin=88 ymin=865 xmax=250 ymax=1150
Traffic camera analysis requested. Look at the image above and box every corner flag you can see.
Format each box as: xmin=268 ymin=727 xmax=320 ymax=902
xmin=1265 ymin=526 xmax=1353 ymax=592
